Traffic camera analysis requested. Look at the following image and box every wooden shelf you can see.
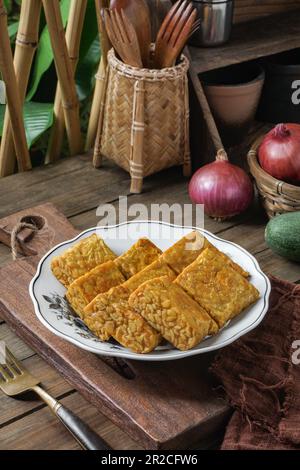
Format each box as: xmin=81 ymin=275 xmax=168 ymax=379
xmin=190 ymin=10 xmax=300 ymax=75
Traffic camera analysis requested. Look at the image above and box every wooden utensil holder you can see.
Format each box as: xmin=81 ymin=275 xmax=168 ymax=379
xmin=93 ymin=49 xmax=191 ymax=193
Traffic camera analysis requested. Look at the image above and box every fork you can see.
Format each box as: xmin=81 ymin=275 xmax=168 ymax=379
xmin=103 ymin=8 xmax=143 ymax=68
xmin=190 ymin=18 xmax=201 ymax=38
xmin=154 ymin=0 xmax=197 ymax=68
xmin=0 ymin=344 xmax=110 ymax=450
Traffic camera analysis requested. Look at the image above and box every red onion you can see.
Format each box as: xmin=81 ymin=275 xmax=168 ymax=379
xmin=189 ymin=150 xmax=253 ymax=221
xmin=258 ymin=123 xmax=300 ymax=183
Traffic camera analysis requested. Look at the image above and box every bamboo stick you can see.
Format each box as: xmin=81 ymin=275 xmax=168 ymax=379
xmin=85 ymin=0 xmax=110 ymax=151
xmin=42 ymin=0 xmax=82 ymax=156
xmin=183 ymin=74 xmax=191 ymax=177
xmin=164 ymin=0 xmax=225 ymax=155
xmin=92 ymin=66 xmax=110 ymax=168
xmin=0 ymin=0 xmax=41 ymax=177
xmin=94 ymin=0 xmax=110 ymax=70
xmin=46 ymin=0 xmax=87 ymax=164
xmin=130 ymin=81 xmax=145 ymax=194
xmin=0 ymin=1 xmax=31 ymax=175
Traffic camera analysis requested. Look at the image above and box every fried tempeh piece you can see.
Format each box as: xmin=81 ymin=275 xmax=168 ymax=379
xmin=129 ymin=277 xmax=212 ymax=351
xmin=84 ymin=285 xmax=130 ymax=342
xmin=209 ymin=245 xmax=249 ymax=279
xmin=83 ymin=259 xmax=175 ymax=352
xmin=123 ymin=258 xmax=176 ymax=292
xmin=115 ymin=238 xmax=162 ymax=279
xmin=85 ymin=258 xmax=175 ymax=317
xmin=51 ymin=234 xmax=116 ymax=287
xmin=162 ymin=231 xmax=249 ymax=277
xmin=175 ymin=247 xmax=260 ymax=329
xmin=66 ymin=261 xmax=126 ymax=318
xmin=162 ymin=231 xmax=210 ymax=274
xmin=65 ymin=238 xmax=163 ymax=317
xmin=84 ymin=285 xmax=161 ymax=353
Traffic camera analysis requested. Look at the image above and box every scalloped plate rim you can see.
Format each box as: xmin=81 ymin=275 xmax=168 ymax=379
xmin=29 ymin=220 xmax=271 ymax=362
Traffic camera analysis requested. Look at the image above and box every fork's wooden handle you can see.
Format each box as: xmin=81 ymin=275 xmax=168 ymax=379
xmin=55 ymin=404 xmax=111 ymax=450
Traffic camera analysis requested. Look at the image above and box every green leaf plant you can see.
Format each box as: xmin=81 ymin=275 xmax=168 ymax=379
xmin=0 ymin=0 xmax=101 ymax=163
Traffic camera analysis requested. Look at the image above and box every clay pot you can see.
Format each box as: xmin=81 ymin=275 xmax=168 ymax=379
xmin=201 ymin=63 xmax=265 ymax=146
xmin=257 ymin=48 xmax=300 ymax=124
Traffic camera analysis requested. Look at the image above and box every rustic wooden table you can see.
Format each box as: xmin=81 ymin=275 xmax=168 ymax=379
xmin=0 ymin=143 xmax=299 ymax=450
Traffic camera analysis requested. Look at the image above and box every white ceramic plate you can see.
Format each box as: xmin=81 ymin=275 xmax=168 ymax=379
xmin=29 ymin=221 xmax=271 ymax=361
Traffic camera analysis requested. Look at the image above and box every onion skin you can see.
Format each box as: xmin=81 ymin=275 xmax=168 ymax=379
xmin=258 ymin=123 xmax=300 ymax=183
xmin=189 ymin=151 xmax=254 ymax=221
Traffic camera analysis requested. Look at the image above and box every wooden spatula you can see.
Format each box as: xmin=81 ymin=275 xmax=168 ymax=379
xmin=110 ymin=0 xmax=151 ymax=67
xmin=104 ymin=8 xmax=143 ymax=68
xmin=155 ymin=0 xmax=197 ymax=68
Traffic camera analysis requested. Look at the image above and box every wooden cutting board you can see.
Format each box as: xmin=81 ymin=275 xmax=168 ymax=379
xmin=0 ymin=203 xmax=230 ymax=449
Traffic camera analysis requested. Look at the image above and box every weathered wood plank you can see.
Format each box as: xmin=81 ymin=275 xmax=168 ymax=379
xmin=0 ymin=324 xmax=224 ymax=450
xmin=0 ymin=325 xmax=141 ymax=450
xmin=0 ymin=155 xmax=130 ymax=219
xmin=190 ymin=10 xmax=300 ymax=75
xmin=0 ymin=354 xmax=73 ymax=427
xmin=0 ymin=244 xmax=11 ymax=268
xmin=255 ymin=250 xmax=300 ymax=283
xmin=234 ymin=0 xmax=300 ymax=24
xmin=0 ymin=392 xmax=140 ymax=450
xmin=69 ymin=179 xmax=244 ymax=234
xmin=215 ymin=210 xmax=268 ymax=255
xmin=0 ymin=323 xmax=34 ymax=359
xmin=0 ymin=155 xmax=188 ymax=220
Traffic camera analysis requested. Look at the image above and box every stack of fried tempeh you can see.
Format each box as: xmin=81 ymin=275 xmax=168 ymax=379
xmin=51 ymin=231 xmax=260 ymax=354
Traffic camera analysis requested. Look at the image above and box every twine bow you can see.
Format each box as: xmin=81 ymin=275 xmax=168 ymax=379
xmin=11 ymin=222 xmax=38 ymax=261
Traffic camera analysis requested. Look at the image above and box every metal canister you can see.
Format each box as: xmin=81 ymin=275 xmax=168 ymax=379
xmin=190 ymin=0 xmax=234 ymax=47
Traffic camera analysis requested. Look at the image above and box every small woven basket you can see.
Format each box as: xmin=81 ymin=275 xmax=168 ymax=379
xmin=94 ymin=49 xmax=191 ymax=193
xmin=248 ymin=135 xmax=300 ymax=218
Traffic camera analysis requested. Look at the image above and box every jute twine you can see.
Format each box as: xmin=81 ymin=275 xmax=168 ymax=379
xmin=11 ymin=222 xmax=38 ymax=261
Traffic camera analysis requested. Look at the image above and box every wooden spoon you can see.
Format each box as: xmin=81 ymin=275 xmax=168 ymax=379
xmin=110 ymin=0 xmax=151 ymax=67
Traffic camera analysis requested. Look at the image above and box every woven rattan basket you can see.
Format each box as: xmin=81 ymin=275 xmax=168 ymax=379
xmin=94 ymin=49 xmax=191 ymax=193
xmin=248 ymin=135 xmax=300 ymax=218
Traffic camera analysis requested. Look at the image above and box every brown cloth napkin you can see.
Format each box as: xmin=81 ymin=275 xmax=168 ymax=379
xmin=211 ymin=276 xmax=300 ymax=450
